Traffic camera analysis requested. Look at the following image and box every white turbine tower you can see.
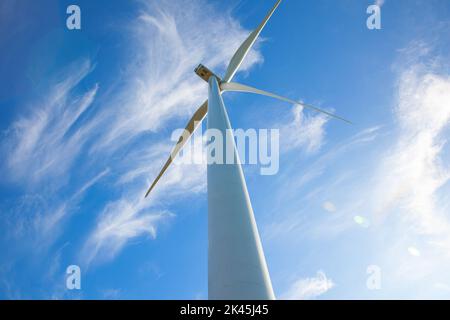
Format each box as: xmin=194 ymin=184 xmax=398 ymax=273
xmin=145 ymin=0 xmax=350 ymax=300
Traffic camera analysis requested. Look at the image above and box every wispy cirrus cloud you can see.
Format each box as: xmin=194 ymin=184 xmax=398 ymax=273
xmin=3 ymin=59 xmax=97 ymax=185
xmin=372 ymin=61 xmax=450 ymax=237
xmin=367 ymin=45 xmax=450 ymax=292
xmin=81 ymin=198 xmax=173 ymax=267
xmin=278 ymin=105 xmax=329 ymax=154
xmin=0 ymin=58 xmax=105 ymax=253
xmin=282 ymin=271 xmax=334 ymax=300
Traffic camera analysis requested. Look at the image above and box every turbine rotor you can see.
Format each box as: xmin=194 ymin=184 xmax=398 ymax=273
xmin=145 ymin=0 xmax=350 ymax=198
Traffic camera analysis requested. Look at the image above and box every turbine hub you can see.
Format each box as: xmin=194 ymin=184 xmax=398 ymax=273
xmin=195 ymin=64 xmax=221 ymax=83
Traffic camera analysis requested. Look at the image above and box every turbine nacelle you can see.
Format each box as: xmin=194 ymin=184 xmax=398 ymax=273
xmin=194 ymin=64 xmax=221 ymax=83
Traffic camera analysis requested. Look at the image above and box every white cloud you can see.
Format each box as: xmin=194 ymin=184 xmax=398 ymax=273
xmin=4 ymin=59 xmax=97 ymax=184
xmin=372 ymin=60 xmax=450 ymax=238
xmin=279 ymin=105 xmax=329 ymax=154
xmin=73 ymin=168 xmax=110 ymax=199
xmin=282 ymin=271 xmax=334 ymax=300
xmin=81 ymin=197 xmax=173 ymax=267
xmin=2 ymin=168 xmax=110 ymax=252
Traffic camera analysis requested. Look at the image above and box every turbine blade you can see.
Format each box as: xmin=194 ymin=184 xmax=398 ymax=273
xmin=144 ymin=100 xmax=208 ymax=198
xmin=221 ymin=82 xmax=352 ymax=124
xmin=223 ymin=0 xmax=282 ymax=83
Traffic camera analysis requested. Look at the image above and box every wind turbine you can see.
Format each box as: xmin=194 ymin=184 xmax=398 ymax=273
xmin=144 ymin=0 xmax=350 ymax=300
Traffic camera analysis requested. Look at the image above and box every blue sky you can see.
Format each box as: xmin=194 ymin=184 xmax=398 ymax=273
xmin=0 ymin=0 xmax=450 ymax=299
